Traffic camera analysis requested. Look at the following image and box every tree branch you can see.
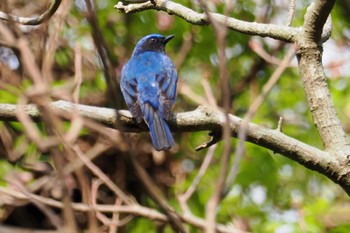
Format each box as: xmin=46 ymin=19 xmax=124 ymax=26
xmin=292 ymin=0 xmax=350 ymax=193
xmin=0 ymin=0 xmax=62 ymax=25
xmin=0 ymin=186 xmax=241 ymax=233
xmin=115 ymin=0 xmax=299 ymax=42
xmin=2 ymin=101 xmax=349 ymax=192
xmin=296 ymin=0 xmax=350 ymax=154
xmin=302 ymin=1 xmax=334 ymax=43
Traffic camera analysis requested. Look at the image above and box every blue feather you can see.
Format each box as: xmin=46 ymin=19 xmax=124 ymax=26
xmin=120 ymin=34 xmax=177 ymax=150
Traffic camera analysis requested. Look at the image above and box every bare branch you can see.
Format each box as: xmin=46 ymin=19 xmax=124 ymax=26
xmin=295 ymin=0 xmax=350 ymax=161
xmin=302 ymin=0 xmax=335 ymax=43
xmin=179 ymin=145 xmax=217 ymax=206
xmin=129 ymin=153 xmax=187 ymax=233
xmin=0 ymin=225 xmax=64 ymax=233
xmin=85 ymin=0 xmax=123 ymax=109
xmin=287 ymin=0 xmax=296 ymax=26
xmin=71 ymin=146 xmax=135 ymax=205
xmin=0 ymin=0 xmax=62 ymax=25
xmin=0 ymin=101 xmax=345 ymax=190
xmin=224 ymin=46 xmax=295 ymax=195
xmin=115 ymin=0 xmax=299 ymax=42
xmin=0 ymin=186 xmax=240 ymax=233
xmin=196 ymin=1 xmax=233 ymax=231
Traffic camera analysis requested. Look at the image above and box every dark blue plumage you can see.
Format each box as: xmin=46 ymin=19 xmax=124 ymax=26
xmin=120 ymin=34 xmax=178 ymax=151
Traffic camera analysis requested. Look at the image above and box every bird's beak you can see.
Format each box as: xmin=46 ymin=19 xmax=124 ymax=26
xmin=164 ymin=35 xmax=175 ymax=44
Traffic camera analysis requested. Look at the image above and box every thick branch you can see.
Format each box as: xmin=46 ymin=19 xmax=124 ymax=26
xmin=291 ymin=0 xmax=350 ymax=194
xmin=295 ymin=0 xmax=350 ymax=156
xmin=1 ymin=101 xmax=348 ymax=188
xmin=115 ymin=0 xmax=299 ymax=42
xmin=302 ymin=1 xmax=334 ymax=42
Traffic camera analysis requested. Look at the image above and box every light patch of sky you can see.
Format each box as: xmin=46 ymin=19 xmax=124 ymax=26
xmin=295 ymin=101 xmax=308 ymax=114
xmin=323 ymin=39 xmax=350 ymax=77
xmin=250 ymin=184 xmax=267 ymax=205
xmin=0 ymin=47 xmax=19 ymax=70
xmin=77 ymin=36 xmax=95 ymax=51
xmin=180 ymin=68 xmax=202 ymax=86
xmin=75 ymin=0 xmax=85 ymax=11
xmin=291 ymin=189 xmax=304 ymax=203
xmin=181 ymin=159 xmax=195 ymax=173
xmin=279 ymin=164 xmax=293 ymax=178
xmin=96 ymin=0 xmax=108 ymax=9
xmin=226 ymin=44 xmax=244 ymax=60
xmin=334 ymin=79 xmax=348 ymax=91
xmin=227 ymin=184 xmax=242 ymax=198
xmin=61 ymin=22 xmax=95 ymax=51
xmin=275 ymin=224 xmax=295 ymax=233
xmin=307 ymin=177 xmax=320 ymax=196
xmin=269 ymin=209 xmax=299 ymax=223
xmin=210 ymin=54 xmax=218 ymax=66
xmin=278 ymin=108 xmax=310 ymax=129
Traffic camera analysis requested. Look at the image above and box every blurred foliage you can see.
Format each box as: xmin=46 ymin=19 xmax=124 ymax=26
xmin=0 ymin=0 xmax=350 ymax=232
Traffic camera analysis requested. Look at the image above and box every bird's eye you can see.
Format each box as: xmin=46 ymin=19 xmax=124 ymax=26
xmin=150 ymin=38 xmax=157 ymax=43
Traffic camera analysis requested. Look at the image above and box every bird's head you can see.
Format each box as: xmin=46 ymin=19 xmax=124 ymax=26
xmin=132 ymin=34 xmax=174 ymax=56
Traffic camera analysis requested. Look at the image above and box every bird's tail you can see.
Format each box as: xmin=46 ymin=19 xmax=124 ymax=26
xmin=142 ymin=103 xmax=174 ymax=151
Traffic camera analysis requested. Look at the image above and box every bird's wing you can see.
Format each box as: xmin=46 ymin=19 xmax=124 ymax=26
xmin=120 ymin=69 xmax=143 ymax=122
xmin=156 ymin=63 xmax=177 ymax=120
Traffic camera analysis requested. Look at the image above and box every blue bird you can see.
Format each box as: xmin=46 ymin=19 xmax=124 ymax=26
xmin=120 ymin=34 xmax=178 ymax=151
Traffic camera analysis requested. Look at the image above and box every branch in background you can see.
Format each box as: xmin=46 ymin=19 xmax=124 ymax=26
xmin=129 ymin=154 xmax=187 ymax=233
xmin=42 ymin=0 xmax=72 ymax=84
xmin=0 ymin=225 xmax=65 ymax=233
xmin=287 ymin=0 xmax=296 ymax=26
xmin=84 ymin=0 xmax=123 ymax=110
xmin=248 ymin=40 xmax=296 ymax=67
xmin=115 ymin=0 xmax=299 ymax=43
xmin=0 ymin=0 xmax=62 ymax=25
xmin=0 ymin=186 xmax=241 ymax=233
xmin=224 ymin=47 xmax=295 ymax=195
xmin=196 ymin=1 xmax=233 ymax=232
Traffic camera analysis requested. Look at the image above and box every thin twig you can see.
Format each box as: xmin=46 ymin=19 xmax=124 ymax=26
xmin=42 ymin=0 xmax=71 ymax=83
xmin=109 ymin=198 xmax=122 ymax=233
xmin=197 ymin=0 xmax=233 ymax=232
xmin=71 ymin=145 xmax=134 ymax=205
xmin=129 ymin=153 xmax=187 ymax=233
xmin=174 ymin=29 xmax=195 ymax=68
xmin=0 ymin=186 xmax=239 ymax=233
xmin=249 ymin=39 xmax=296 ymax=67
xmin=73 ymin=44 xmax=83 ymax=104
xmin=224 ymin=46 xmax=295 ymax=195
xmin=84 ymin=0 xmax=123 ymax=109
xmin=179 ymin=144 xmax=217 ymax=214
xmin=7 ymin=175 xmax=62 ymax=229
xmin=0 ymin=225 xmax=65 ymax=233
xmin=287 ymin=0 xmax=296 ymax=26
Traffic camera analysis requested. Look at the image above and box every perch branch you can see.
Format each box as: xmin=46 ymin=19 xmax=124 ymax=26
xmin=1 ymin=101 xmax=347 ymax=191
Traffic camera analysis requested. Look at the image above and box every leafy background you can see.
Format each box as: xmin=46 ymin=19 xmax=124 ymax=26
xmin=0 ymin=0 xmax=350 ymax=232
